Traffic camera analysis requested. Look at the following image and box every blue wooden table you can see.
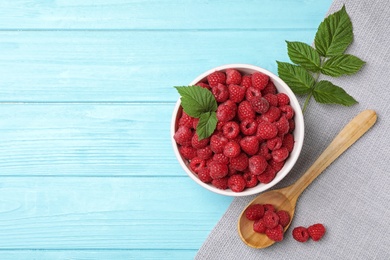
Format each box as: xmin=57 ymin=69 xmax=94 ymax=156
xmin=0 ymin=1 xmax=332 ymax=259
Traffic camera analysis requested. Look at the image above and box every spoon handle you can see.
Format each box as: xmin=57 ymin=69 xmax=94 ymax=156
xmin=286 ymin=110 xmax=377 ymax=199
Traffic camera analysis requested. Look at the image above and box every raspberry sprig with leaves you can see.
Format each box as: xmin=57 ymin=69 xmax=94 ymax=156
xmin=277 ymin=5 xmax=365 ymax=113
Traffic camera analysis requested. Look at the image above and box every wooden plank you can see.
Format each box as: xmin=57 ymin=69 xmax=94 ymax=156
xmin=0 ymin=103 xmax=185 ymax=177
xmin=0 ymin=30 xmax=317 ymax=102
xmin=0 ymin=177 xmax=232 ymax=249
xmin=0 ymin=0 xmax=332 ymax=29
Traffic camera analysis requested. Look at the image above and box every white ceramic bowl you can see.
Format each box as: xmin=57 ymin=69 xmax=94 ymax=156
xmin=171 ymin=64 xmax=304 ymax=196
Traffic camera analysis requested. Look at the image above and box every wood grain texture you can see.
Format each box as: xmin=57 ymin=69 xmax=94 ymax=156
xmin=0 ymin=0 xmax=329 ymax=29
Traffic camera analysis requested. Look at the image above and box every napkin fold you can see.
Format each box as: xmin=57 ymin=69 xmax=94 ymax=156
xmin=196 ymin=0 xmax=390 ymax=259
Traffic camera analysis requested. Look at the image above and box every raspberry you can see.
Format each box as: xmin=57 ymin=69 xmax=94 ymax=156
xmin=211 ymin=177 xmax=229 ymax=190
xmin=292 ymin=226 xmax=310 ymax=243
xmin=228 ymin=174 xmax=246 ymax=192
xmin=240 ymin=118 xmax=257 ymax=136
xmin=250 ymin=96 xmax=269 ymax=114
xmin=263 ymin=210 xmax=280 ymax=229
xmin=193 ymin=118 xmax=200 ymax=129
xmin=245 ymin=86 xmax=262 ymax=102
xmin=272 ymin=147 xmax=289 ymax=163
xmin=277 ymin=93 xmax=290 ymax=106
xmin=223 ymin=141 xmax=241 ymax=158
xmin=197 ymin=167 xmax=213 ymax=183
xmin=228 ymin=84 xmax=246 ymax=103
xmin=228 ymin=164 xmax=238 ymax=176
xmin=213 ymin=153 xmax=229 ymax=165
xmin=263 ymin=204 xmax=275 ymax=212
xmin=241 ymin=74 xmax=252 ymax=88
xmin=191 ymin=133 xmax=209 ymax=149
xmin=230 ymin=152 xmax=249 ymax=171
xmin=237 ymin=100 xmax=256 ymax=121
xmin=178 ymin=111 xmax=194 ymax=128
xmin=216 ymin=101 xmax=237 ymax=122
xmin=253 ymin=218 xmax=267 ymax=233
xmin=210 ymin=134 xmax=228 ymax=154
xmin=257 ymin=165 xmax=277 ymax=184
xmin=248 ymin=155 xmax=267 ymax=175
xmin=251 ymin=72 xmax=269 ymax=90
xmin=258 ymin=143 xmax=272 ymax=160
xmin=189 ymin=157 xmax=206 ymax=173
xmin=174 ymin=126 xmax=193 ymax=146
xmin=178 ymin=145 xmax=197 ymax=160
xmin=269 ymin=159 xmax=285 ymax=172
xmin=288 ymin=119 xmax=295 ymax=133
xmin=207 ymin=71 xmax=226 ymax=87
xmin=265 ymin=224 xmax=284 ymax=242
xmin=240 ymin=136 xmax=260 ymax=155
xmin=226 ymin=69 xmax=242 ymax=85
xmin=275 ymin=115 xmax=290 ymax=137
xmin=263 ymin=93 xmax=278 ymax=107
xmin=222 ymin=121 xmax=240 ymax=139
xmin=261 ymin=106 xmax=281 ymax=123
xmin=266 ymin=137 xmax=282 ymax=151
xmin=197 ymin=146 xmax=213 ymax=160
xmin=243 ymin=171 xmax=258 ymax=188
xmin=280 ymin=105 xmax=294 ymax=120
xmin=257 ymin=122 xmax=278 ymax=140
xmin=196 ymin=82 xmax=211 ymax=90
xmin=245 ymin=204 xmax=265 ymax=220
xmin=212 ymin=83 xmax=229 ymax=103
xmin=307 ymin=223 xmax=326 ymax=241
xmin=262 ymin=80 xmax=277 ymax=95
xmin=276 ymin=210 xmax=291 ymax=227
xmin=282 ymin=133 xmax=295 ymax=152
xmin=209 ymin=161 xmax=229 ymax=179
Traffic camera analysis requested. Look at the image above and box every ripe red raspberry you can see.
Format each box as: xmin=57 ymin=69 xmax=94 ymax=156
xmin=178 ymin=145 xmax=197 ymax=160
xmin=250 ymin=96 xmax=269 ymax=114
xmin=261 ymin=106 xmax=281 ymax=123
xmin=263 ymin=204 xmax=275 ymax=212
xmin=263 ymin=93 xmax=278 ymax=107
xmin=213 ymin=153 xmax=229 ymax=165
xmin=223 ymin=141 xmax=241 ymax=158
xmin=211 ymin=177 xmax=229 ymax=190
xmin=228 ymin=84 xmax=246 ymax=103
xmin=265 ymin=224 xmax=284 ymax=242
xmin=248 ymin=155 xmax=267 ymax=175
xmin=230 ymin=152 xmax=249 ymax=171
xmin=228 ymin=174 xmax=246 ymax=192
xmin=193 ymin=118 xmax=200 ymax=129
xmin=178 ymin=111 xmax=194 ymax=128
xmin=212 ymin=83 xmax=229 ymax=103
xmin=243 ymin=171 xmax=258 ymax=188
xmin=174 ymin=126 xmax=193 ymax=146
xmin=258 ymin=143 xmax=272 ymax=160
xmin=209 ymin=161 xmax=228 ymax=179
xmin=240 ymin=118 xmax=257 ymax=136
xmin=251 ymin=72 xmax=269 ymax=90
xmin=207 ymin=71 xmax=226 ymax=87
xmin=261 ymin=80 xmax=277 ymax=95
xmin=269 ymin=159 xmax=285 ymax=172
xmin=191 ymin=133 xmax=209 ymax=149
xmin=277 ymin=93 xmax=290 ymax=106
xmin=272 ymin=147 xmax=289 ymax=163
xmin=241 ymin=74 xmax=252 ymax=88
xmin=245 ymin=86 xmax=262 ymax=101
xmin=196 ymin=82 xmax=211 ymax=90
xmin=292 ymin=226 xmax=310 ymax=243
xmin=280 ymin=105 xmax=294 ymax=120
xmin=189 ymin=157 xmax=206 ymax=173
xmin=225 ymin=69 xmax=242 ymax=85
xmin=253 ymin=218 xmax=267 ymax=233
xmin=282 ymin=133 xmax=295 ymax=152
xmin=197 ymin=167 xmax=213 ymax=183
xmin=228 ymin=164 xmax=238 ymax=176
xmin=197 ymin=146 xmax=213 ymax=160
xmin=238 ymin=100 xmax=256 ymax=121
xmin=288 ymin=119 xmax=295 ymax=133
xmin=240 ymin=136 xmax=260 ymax=156
xmin=266 ymin=137 xmax=283 ymax=151
xmin=257 ymin=122 xmax=278 ymax=140
xmin=210 ymin=134 xmax=228 ymax=154
xmin=276 ymin=210 xmax=291 ymax=227
xmin=257 ymin=165 xmax=277 ymax=184
xmin=307 ymin=223 xmax=326 ymax=241
xmin=216 ymin=101 xmax=237 ymax=122
xmin=222 ymin=121 xmax=240 ymax=139
xmin=263 ymin=210 xmax=280 ymax=229
xmin=245 ymin=203 xmax=265 ymax=220
xmin=275 ymin=115 xmax=290 ymax=137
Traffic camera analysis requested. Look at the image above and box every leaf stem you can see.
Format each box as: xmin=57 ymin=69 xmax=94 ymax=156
xmin=302 ymin=58 xmax=324 ymax=114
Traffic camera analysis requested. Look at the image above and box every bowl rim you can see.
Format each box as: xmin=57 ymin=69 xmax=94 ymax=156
xmin=171 ymin=63 xmax=305 ymax=196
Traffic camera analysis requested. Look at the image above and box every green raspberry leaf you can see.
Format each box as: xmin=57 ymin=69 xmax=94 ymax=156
xmin=321 ymin=54 xmax=365 ymax=77
xmin=277 ymin=61 xmax=315 ymax=95
xmin=174 ymin=86 xmax=217 ymax=118
xmin=196 ymin=112 xmax=217 ymax=140
xmin=314 ymin=5 xmax=353 ymax=57
xmin=313 ymin=80 xmax=358 ymax=106
xmin=286 ymin=41 xmax=321 ymax=72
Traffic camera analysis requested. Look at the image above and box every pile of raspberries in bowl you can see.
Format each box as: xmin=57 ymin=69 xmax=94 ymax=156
xmin=171 ymin=64 xmax=304 ymax=196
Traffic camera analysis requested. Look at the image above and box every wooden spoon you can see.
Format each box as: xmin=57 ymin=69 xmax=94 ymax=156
xmin=238 ymin=109 xmax=377 ymax=248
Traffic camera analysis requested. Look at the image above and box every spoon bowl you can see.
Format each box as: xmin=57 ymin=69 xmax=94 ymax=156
xmin=237 ymin=110 xmax=377 ymax=248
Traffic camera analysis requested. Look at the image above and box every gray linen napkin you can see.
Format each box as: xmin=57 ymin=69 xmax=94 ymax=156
xmin=196 ymin=1 xmax=390 ymax=259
